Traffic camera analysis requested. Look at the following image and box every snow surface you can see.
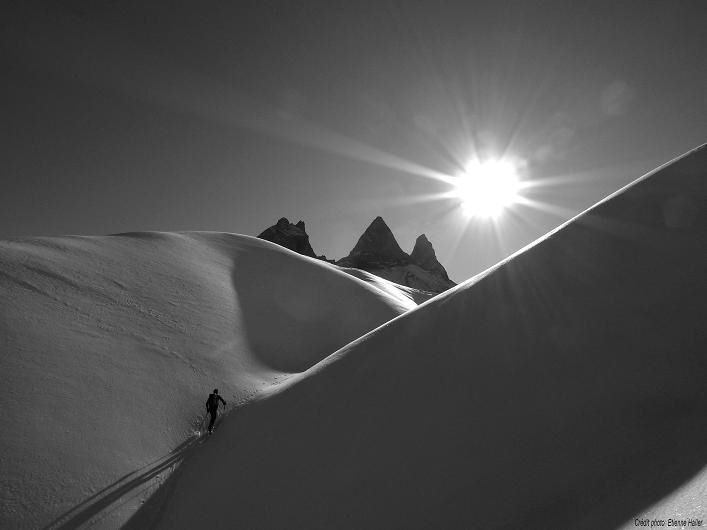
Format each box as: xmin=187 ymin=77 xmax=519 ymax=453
xmin=126 ymin=145 xmax=706 ymax=529
xmin=2 ymin=145 xmax=705 ymax=529
xmin=336 ymin=266 xmax=437 ymax=304
xmin=354 ymin=261 xmax=456 ymax=295
xmin=0 ymin=233 xmax=410 ymax=529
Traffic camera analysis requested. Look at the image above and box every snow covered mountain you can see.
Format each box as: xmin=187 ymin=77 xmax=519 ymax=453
xmin=2 ymin=145 xmax=705 ymax=529
xmin=0 ymin=233 xmax=412 ymax=529
xmin=129 ymin=144 xmax=707 ymax=529
xmin=336 ymin=216 xmax=456 ymax=293
xmin=258 ymin=215 xmax=456 ymax=295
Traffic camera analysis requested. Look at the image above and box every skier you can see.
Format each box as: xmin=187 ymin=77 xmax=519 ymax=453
xmin=205 ymin=388 xmax=227 ymax=434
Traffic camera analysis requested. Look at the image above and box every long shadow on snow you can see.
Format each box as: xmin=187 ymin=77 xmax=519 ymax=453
xmin=124 ymin=146 xmax=707 ymax=529
xmin=42 ymin=436 xmax=200 ymax=530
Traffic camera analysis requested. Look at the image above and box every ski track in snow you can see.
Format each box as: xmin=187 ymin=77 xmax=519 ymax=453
xmin=0 ymin=232 xmax=409 ymax=529
xmin=128 ymin=144 xmax=707 ymax=530
xmin=2 ymin=146 xmax=706 ymax=528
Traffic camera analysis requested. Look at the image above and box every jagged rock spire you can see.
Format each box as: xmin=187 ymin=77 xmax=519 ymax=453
xmin=258 ymin=215 xmax=456 ymax=293
xmin=410 ymin=234 xmax=435 ymax=269
xmin=410 ymin=234 xmax=452 ymax=282
xmin=257 ymin=217 xmax=318 ymax=259
xmin=346 ymin=216 xmax=408 ymax=263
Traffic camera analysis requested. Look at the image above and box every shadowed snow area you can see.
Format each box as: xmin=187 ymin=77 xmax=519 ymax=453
xmin=0 ymin=233 xmax=410 ymax=529
xmin=129 ymin=145 xmax=706 ymax=529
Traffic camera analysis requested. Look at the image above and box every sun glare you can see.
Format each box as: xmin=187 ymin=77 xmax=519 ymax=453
xmin=454 ymin=160 xmax=521 ymax=218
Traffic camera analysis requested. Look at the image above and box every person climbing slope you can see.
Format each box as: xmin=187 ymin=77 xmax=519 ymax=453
xmin=205 ymin=388 xmax=227 ymax=434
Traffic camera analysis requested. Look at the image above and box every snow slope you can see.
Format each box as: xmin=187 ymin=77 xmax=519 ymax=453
xmin=0 ymin=233 xmax=409 ymax=529
xmin=355 ymin=260 xmax=455 ymax=295
xmin=130 ymin=144 xmax=707 ymax=529
xmin=337 ymin=266 xmax=436 ymax=304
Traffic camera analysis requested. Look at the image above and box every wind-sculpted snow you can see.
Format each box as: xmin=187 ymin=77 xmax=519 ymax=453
xmin=336 ymin=266 xmax=436 ymax=304
xmin=130 ymin=145 xmax=707 ymax=529
xmin=0 ymin=232 xmax=408 ymax=529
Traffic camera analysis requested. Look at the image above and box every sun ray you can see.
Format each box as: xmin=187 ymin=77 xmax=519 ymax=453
xmin=514 ymin=196 xmax=579 ymax=220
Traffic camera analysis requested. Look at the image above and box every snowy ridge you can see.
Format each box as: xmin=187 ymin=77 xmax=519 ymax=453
xmin=336 ymin=266 xmax=437 ymax=304
xmin=0 ymin=232 xmax=410 ymax=529
xmin=130 ymin=145 xmax=707 ymax=529
xmin=352 ymin=261 xmax=455 ymax=295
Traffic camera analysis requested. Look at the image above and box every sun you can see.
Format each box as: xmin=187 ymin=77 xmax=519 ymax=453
xmin=454 ymin=160 xmax=521 ymax=218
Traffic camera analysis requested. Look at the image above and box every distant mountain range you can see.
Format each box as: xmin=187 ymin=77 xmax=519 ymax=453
xmin=257 ymin=216 xmax=456 ymax=294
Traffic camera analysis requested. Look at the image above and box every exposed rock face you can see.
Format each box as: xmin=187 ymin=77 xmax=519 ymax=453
xmin=337 ymin=216 xmax=409 ymax=268
xmin=410 ymin=234 xmax=453 ymax=284
xmin=257 ymin=216 xmax=456 ymax=294
xmin=257 ymin=218 xmax=320 ymax=260
xmin=337 ymin=217 xmax=456 ymax=294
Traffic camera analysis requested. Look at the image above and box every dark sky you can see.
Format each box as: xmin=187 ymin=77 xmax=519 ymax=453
xmin=2 ymin=1 xmax=706 ymax=281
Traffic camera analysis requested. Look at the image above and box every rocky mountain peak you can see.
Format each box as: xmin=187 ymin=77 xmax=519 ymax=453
xmin=369 ymin=215 xmax=387 ymax=229
xmin=410 ymin=233 xmax=452 ymax=282
xmin=347 ymin=216 xmax=408 ymax=264
xmin=410 ymin=234 xmax=438 ymax=268
xmin=257 ymin=217 xmax=319 ymax=259
xmin=257 ymin=215 xmax=455 ymax=294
